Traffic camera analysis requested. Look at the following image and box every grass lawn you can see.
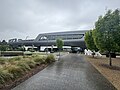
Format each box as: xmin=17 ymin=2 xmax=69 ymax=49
xmin=85 ymin=55 xmax=120 ymax=90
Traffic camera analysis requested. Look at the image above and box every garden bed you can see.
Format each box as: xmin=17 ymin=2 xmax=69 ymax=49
xmin=0 ymin=54 xmax=55 ymax=90
xmin=85 ymin=55 xmax=120 ymax=90
xmin=0 ymin=64 xmax=47 ymax=90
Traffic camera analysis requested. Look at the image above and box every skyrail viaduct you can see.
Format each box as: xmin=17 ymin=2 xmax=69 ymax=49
xmin=8 ymin=30 xmax=88 ymax=51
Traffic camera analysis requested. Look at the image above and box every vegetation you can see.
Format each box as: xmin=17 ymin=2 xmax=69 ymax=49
xmin=85 ymin=9 xmax=120 ymax=66
xmin=45 ymin=54 xmax=55 ymax=63
xmin=0 ymin=40 xmax=10 ymax=51
xmin=85 ymin=30 xmax=98 ymax=57
xmin=33 ymin=55 xmax=46 ymax=65
xmin=0 ymin=69 xmax=13 ymax=84
xmin=56 ymin=38 xmax=64 ymax=58
xmin=94 ymin=9 xmax=120 ymax=66
xmin=0 ymin=54 xmax=55 ymax=84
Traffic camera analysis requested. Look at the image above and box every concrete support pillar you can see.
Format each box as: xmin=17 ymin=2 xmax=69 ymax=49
xmin=37 ymin=46 xmax=41 ymax=52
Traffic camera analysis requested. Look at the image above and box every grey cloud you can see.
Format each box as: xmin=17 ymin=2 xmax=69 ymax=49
xmin=0 ymin=0 xmax=120 ymax=40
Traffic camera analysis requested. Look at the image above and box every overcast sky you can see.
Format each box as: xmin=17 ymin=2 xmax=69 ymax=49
xmin=0 ymin=0 xmax=120 ymax=41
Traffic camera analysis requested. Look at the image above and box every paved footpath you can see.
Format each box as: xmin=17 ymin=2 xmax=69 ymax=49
xmin=12 ymin=54 xmax=116 ymax=90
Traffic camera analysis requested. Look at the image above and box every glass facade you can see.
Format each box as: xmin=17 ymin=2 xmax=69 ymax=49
xmin=39 ymin=34 xmax=84 ymax=41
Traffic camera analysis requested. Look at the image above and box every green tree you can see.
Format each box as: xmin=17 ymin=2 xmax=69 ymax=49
xmin=0 ymin=40 xmax=13 ymax=51
xmin=0 ymin=45 xmax=8 ymax=51
xmin=0 ymin=40 xmax=8 ymax=51
xmin=111 ymin=9 xmax=120 ymax=48
xmin=94 ymin=9 xmax=120 ymax=66
xmin=85 ymin=30 xmax=98 ymax=57
xmin=1 ymin=40 xmax=7 ymax=45
xmin=56 ymin=38 xmax=64 ymax=59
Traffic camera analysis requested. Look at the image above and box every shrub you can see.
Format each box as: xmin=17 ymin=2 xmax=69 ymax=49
xmin=33 ymin=56 xmax=45 ymax=65
xmin=31 ymin=54 xmax=39 ymax=58
xmin=17 ymin=61 xmax=31 ymax=72
xmin=24 ymin=60 xmax=36 ymax=68
xmin=4 ymin=65 xmax=23 ymax=79
xmin=23 ymin=55 xmax=32 ymax=58
xmin=0 ymin=58 xmax=6 ymax=64
xmin=0 ymin=54 xmax=56 ymax=84
xmin=8 ymin=60 xmax=19 ymax=65
xmin=0 ymin=69 xmax=13 ymax=84
xmin=45 ymin=54 xmax=55 ymax=63
xmin=12 ymin=57 xmax=22 ymax=61
xmin=8 ymin=57 xmax=22 ymax=64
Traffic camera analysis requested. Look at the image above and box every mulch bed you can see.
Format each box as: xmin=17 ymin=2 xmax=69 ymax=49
xmin=0 ymin=64 xmax=48 ymax=90
xmin=85 ymin=55 xmax=120 ymax=90
xmin=100 ymin=63 xmax=120 ymax=71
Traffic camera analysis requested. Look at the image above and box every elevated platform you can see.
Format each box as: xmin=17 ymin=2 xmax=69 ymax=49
xmin=8 ymin=30 xmax=88 ymax=49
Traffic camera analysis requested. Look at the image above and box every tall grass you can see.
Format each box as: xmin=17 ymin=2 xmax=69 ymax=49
xmin=0 ymin=68 xmax=13 ymax=84
xmin=0 ymin=58 xmax=7 ymax=64
xmin=17 ymin=61 xmax=31 ymax=72
xmin=24 ymin=60 xmax=36 ymax=68
xmin=33 ymin=56 xmax=46 ymax=65
xmin=4 ymin=65 xmax=24 ymax=79
xmin=45 ymin=54 xmax=55 ymax=63
xmin=0 ymin=54 xmax=55 ymax=85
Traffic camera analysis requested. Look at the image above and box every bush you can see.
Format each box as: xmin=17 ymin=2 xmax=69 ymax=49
xmin=0 ymin=69 xmax=13 ymax=84
xmin=4 ymin=65 xmax=23 ymax=79
xmin=23 ymin=55 xmax=32 ymax=58
xmin=17 ymin=61 xmax=31 ymax=72
xmin=33 ymin=56 xmax=46 ymax=65
xmin=12 ymin=57 xmax=22 ymax=61
xmin=0 ymin=58 xmax=6 ymax=64
xmin=31 ymin=54 xmax=39 ymax=58
xmin=24 ymin=60 xmax=36 ymax=68
xmin=8 ymin=57 xmax=22 ymax=64
xmin=0 ymin=54 xmax=56 ymax=85
xmin=45 ymin=54 xmax=55 ymax=63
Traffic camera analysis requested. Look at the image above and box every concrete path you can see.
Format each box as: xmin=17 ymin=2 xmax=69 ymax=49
xmin=12 ymin=54 xmax=116 ymax=90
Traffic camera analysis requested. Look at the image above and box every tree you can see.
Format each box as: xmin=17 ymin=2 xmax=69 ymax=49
xmin=85 ymin=30 xmax=98 ymax=57
xmin=0 ymin=40 xmax=13 ymax=51
xmin=0 ymin=45 xmax=8 ymax=51
xmin=94 ymin=9 xmax=120 ymax=66
xmin=1 ymin=40 xmax=7 ymax=45
xmin=56 ymin=38 xmax=64 ymax=59
xmin=0 ymin=40 xmax=8 ymax=51
xmin=111 ymin=9 xmax=120 ymax=48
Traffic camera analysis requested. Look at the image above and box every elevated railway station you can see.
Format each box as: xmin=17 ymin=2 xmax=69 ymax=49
xmin=8 ymin=30 xmax=88 ymax=51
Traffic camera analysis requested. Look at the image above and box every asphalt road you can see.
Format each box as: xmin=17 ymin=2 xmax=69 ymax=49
xmin=12 ymin=54 xmax=116 ymax=90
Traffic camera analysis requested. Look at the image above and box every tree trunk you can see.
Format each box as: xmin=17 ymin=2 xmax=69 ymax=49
xmin=109 ymin=52 xmax=112 ymax=66
xmin=92 ymin=52 xmax=95 ymax=58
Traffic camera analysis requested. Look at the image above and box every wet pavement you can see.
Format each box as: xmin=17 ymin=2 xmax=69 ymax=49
xmin=12 ymin=54 xmax=116 ymax=90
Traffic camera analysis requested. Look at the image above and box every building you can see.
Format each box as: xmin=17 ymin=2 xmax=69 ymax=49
xmin=8 ymin=30 xmax=88 ymax=51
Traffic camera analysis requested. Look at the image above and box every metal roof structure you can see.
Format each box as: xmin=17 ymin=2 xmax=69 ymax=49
xmin=8 ymin=30 xmax=88 ymax=49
